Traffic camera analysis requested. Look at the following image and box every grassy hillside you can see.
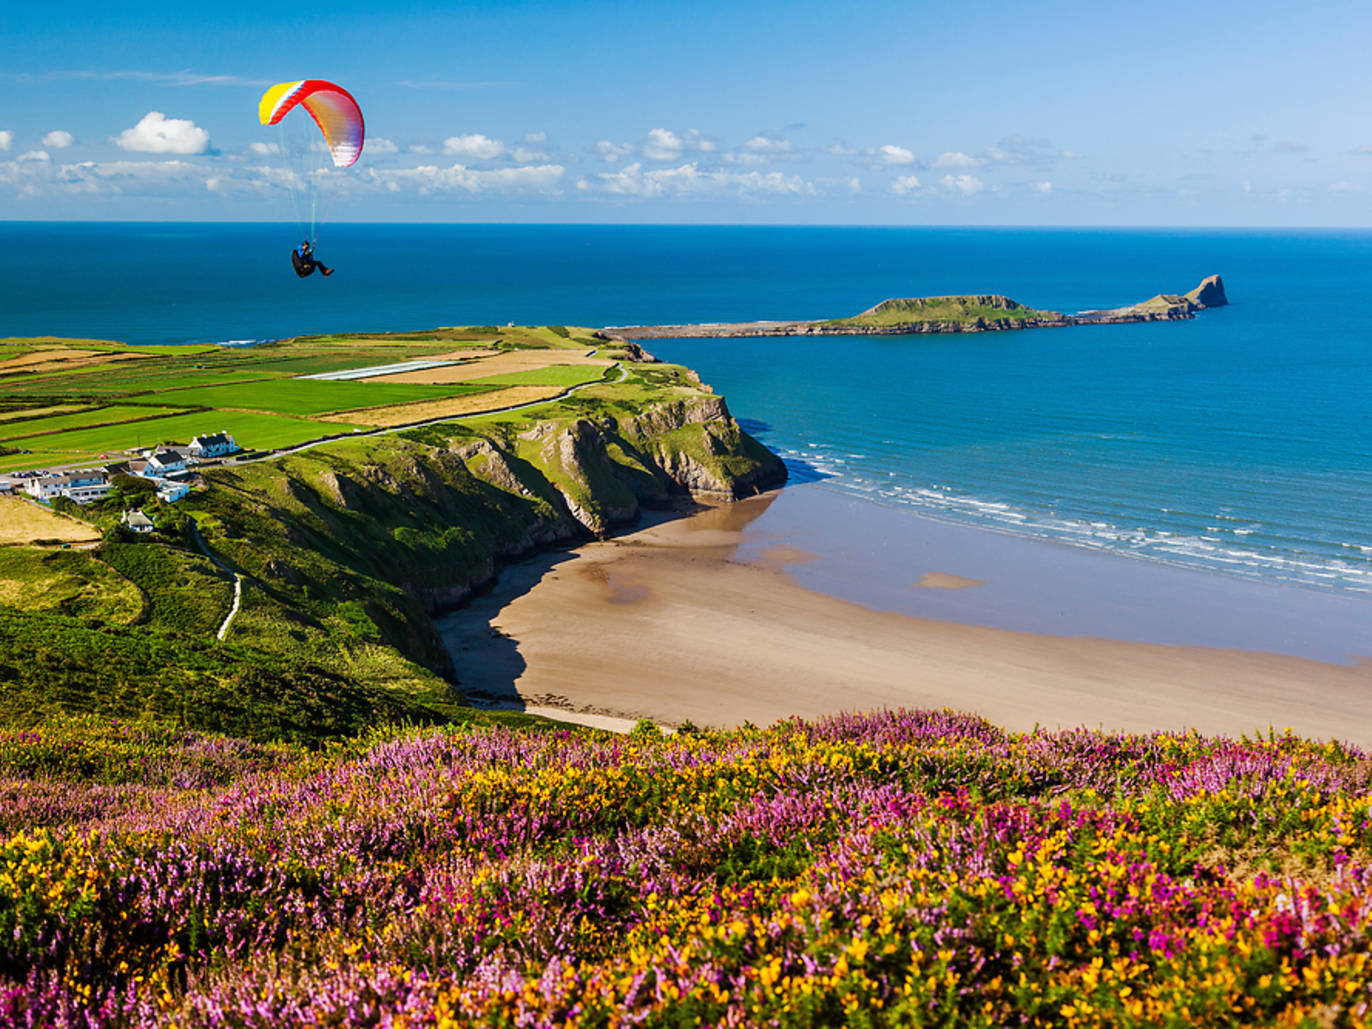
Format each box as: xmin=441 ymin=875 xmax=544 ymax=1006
xmin=0 ymin=328 xmax=783 ymax=742
xmin=4 ymin=710 xmax=1370 ymax=1025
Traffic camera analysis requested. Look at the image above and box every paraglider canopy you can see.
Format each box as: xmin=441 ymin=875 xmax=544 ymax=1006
xmin=258 ymin=80 xmax=365 ymax=168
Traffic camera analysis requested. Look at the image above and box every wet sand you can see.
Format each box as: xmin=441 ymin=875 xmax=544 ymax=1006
xmin=438 ymin=487 xmax=1372 ymax=744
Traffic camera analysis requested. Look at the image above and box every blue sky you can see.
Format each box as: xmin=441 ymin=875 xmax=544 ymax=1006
xmin=5 ymin=0 xmax=1372 ymax=224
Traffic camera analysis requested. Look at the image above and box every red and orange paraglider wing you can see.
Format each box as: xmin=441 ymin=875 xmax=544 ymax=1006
xmin=258 ymin=80 xmax=365 ymax=168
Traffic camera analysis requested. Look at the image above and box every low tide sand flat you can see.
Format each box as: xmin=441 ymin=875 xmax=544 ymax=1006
xmin=442 ymin=495 xmax=1372 ymax=746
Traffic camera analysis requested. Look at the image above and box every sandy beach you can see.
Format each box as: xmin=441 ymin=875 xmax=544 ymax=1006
xmin=440 ymin=486 xmax=1372 ymax=745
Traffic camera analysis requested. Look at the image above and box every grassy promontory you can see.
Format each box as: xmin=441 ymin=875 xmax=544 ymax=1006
xmin=0 ymin=326 xmax=784 ymax=739
xmin=4 ymin=710 xmax=1371 ymax=1025
xmin=607 ymin=274 xmax=1228 ymax=340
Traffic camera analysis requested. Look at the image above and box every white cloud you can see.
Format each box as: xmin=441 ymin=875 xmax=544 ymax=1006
xmin=595 ymin=140 xmax=635 ymax=163
xmin=1061 ymin=149 xmax=1083 ymax=159
xmin=249 ymin=142 xmax=279 ymax=156
xmin=1352 ymin=145 xmax=1372 ymax=156
xmin=1031 ymin=180 xmax=1052 ymax=193
xmin=590 ymin=161 xmax=812 ymax=199
xmin=115 ymin=112 xmax=210 ymax=155
xmin=1329 ymin=180 xmax=1362 ymax=193
xmin=890 ymin=175 xmax=921 ymax=195
xmin=722 ymin=152 xmax=774 ymax=167
xmin=42 ymin=130 xmax=74 ymax=149
xmin=368 ymin=137 xmax=399 ymax=155
xmin=743 ymin=135 xmax=793 ymax=154
xmin=524 ymin=131 xmax=547 ymax=144
xmin=878 ymin=144 xmax=916 ymax=165
xmin=0 ymin=131 xmax=12 ymax=152
xmin=822 ymin=143 xmax=857 ymax=156
xmin=641 ymin=128 xmax=714 ymax=162
xmin=642 ymin=128 xmax=685 ymax=161
xmin=19 ymin=150 xmax=51 ymax=162
xmin=932 ymin=151 xmax=982 ymax=168
xmin=373 ymin=162 xmax=565 ymax=195
xmin=940 ymin=173 xmax=984 ymax=195
xmin=442 ymin=133 xmax=507 ymax=160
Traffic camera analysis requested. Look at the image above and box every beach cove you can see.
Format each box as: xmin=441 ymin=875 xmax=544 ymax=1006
xmin=441 ymin=482 xmax=1372 ymax=744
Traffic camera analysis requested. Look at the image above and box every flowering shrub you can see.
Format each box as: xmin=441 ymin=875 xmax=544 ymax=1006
xmin=3 ymin=710 xmax=1372 ymax=1026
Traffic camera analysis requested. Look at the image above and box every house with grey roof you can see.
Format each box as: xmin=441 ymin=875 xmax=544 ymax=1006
xmin=121 ymin=509 xmax=155 ymax=534
xmin=188 ymin=432 xmax=239 ymax=460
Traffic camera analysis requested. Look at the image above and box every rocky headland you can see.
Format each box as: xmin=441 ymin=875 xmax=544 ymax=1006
xmin=606 ymin=274 xmax=1227 ymax=340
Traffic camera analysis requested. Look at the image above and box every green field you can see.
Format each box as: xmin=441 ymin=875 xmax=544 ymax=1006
xmin=0 ymin=451 xmax=102 ymax=474
xmin=3 ymin=368 xmax=285 ymax=397
xmin=155 ymin=378 xmax=497 ymax=417
xmin=0 ymin=404 xmax=191 ymax=441
xmin=5 ymin=409 xmax=369 ymax=455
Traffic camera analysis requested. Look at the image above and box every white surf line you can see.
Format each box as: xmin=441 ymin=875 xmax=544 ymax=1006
xmin=224 ymin=362 xmax=628 ymax=468
xmin=188 ymin=519 xmax=243 ymax=642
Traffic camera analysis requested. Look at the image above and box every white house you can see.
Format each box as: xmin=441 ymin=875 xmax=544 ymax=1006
xmin=25 ymin=470 xmax=111 ymax=505
xmin=143 ymin=449 xmax=187 ymax=476
xmin=156 ymin=480 xmax=190 ymax=503
xmin=187 ymin=432 xmax=239 ymax=460
xmin=121 ymin=509 xmax=155 ymax=534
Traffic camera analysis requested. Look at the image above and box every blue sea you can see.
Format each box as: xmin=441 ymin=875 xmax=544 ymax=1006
xmin=4 ymin=222 xmax=1372 ymax=599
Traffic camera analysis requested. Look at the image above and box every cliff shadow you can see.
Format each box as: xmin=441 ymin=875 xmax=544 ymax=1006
xmin=433 ymin=547 xmax=580 ymax=711
xmin=734 ymin=418 xmax=833 ymax=486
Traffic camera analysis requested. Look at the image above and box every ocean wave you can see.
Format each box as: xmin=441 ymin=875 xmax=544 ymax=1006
xmin=817 ymin=471 xmax=1372 ymax=595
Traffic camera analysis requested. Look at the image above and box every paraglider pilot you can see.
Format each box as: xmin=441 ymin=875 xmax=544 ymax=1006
xmin=292 ymin=240 xmax=333 ymax=278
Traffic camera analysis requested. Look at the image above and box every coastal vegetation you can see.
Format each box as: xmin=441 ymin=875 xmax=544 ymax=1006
xmin=3 ymin=709 xmax=1370 ymax=1026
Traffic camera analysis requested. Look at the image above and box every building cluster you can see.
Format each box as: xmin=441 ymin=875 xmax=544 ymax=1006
xmin=2 ymin=432 xmax=239 ymax=507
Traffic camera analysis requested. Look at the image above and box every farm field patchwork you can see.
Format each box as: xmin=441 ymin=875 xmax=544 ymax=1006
xmin=0 ymin=326 xmax=612 ymax=470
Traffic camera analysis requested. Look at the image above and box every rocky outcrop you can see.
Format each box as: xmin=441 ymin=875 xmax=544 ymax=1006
xmin=1185 ymin=274 xmax=1228 ymax=309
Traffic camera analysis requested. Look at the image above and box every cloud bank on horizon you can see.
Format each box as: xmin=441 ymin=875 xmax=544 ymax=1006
xmin=4 ymin=0 xmax=1372 ymax=225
